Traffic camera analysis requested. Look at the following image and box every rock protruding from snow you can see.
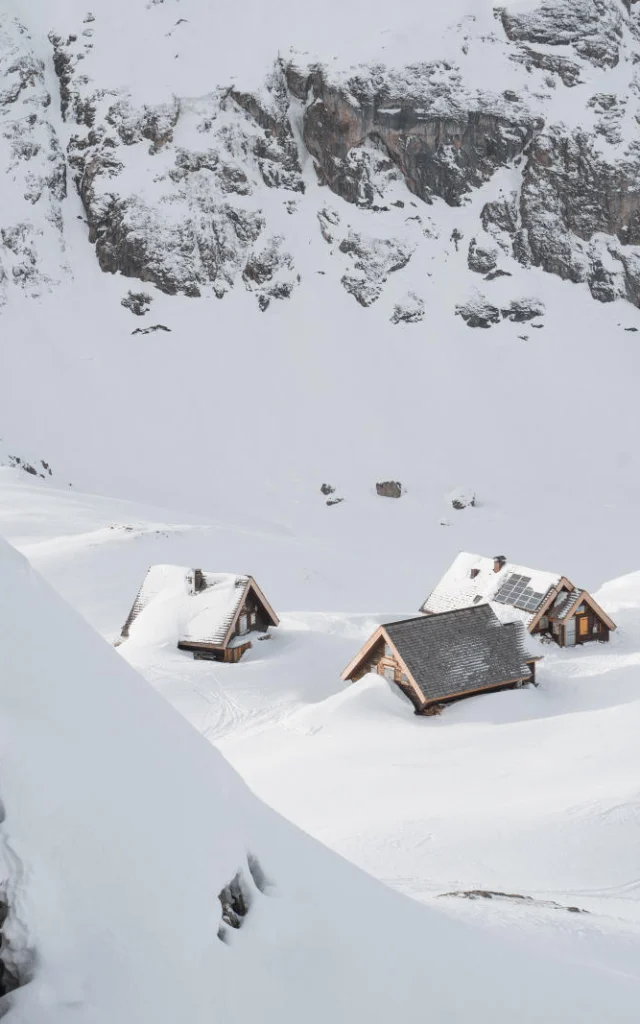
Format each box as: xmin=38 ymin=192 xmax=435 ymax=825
xmin=288 ymin=62 xmax=536 ymax=209
xmin=339 ymin=232 xmax=414 ymax=306
xmin=121 ymin=291 xmax=152 ymax=316
xmin=447 ymin=485 xmax=476 ymax=511
xmin=456 ymin=296 xmax=501 ymax=329
xmin=376 ymin=481 xmax=402 ymax=498
xmin=497 ymin=0 xmax=625 ymax=70
xmin=468 ymin=238 xmax=498 ymax=275
xmin=0 ymin=14 xmax=67 ymax=306
xmin=391 ymin=293 xmax=425 ymax=324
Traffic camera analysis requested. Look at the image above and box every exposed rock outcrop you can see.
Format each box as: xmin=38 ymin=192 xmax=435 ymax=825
xmin=0 ymin=13 xmax=67 ymax=305
xmin=286 ymin=63 xmax=537 ymax=208
xmin=339 ymin=232 xmax=414 ymax=306
xmin=5 ymin=0 xmax=640 ymax=317
xmin=456 ymin=297 xmax=501 ymax=329
xmin=376 ymin=481 xmax=402 ymax=498
xmin=121 ymin=290 xmax=152 ymax=316
xmin=391 ymin=292 xmax=425 ymax=324
xmin=468 ymin=238 xmax=498 ymax=275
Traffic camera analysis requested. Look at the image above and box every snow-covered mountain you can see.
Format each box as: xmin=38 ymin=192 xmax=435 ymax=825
xmin=5 ymin=0 xmax=640 ymax=309
xmin=2 ymin=0 xmax=640 ymax=517
xmin=3 ymin=0 xmax=640 ymax=1018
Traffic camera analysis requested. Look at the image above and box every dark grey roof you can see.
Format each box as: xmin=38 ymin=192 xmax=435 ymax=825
xmin=384 ymin=605 xmax=532 ymax=705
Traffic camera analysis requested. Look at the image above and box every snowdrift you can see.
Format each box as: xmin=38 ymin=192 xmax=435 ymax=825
xmin=0 ymin=538 xmax=639 ymax=1022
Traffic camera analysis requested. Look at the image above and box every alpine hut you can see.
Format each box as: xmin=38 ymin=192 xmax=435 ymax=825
xmin=120 ymin=565 xmax=279 ymax=662
xmin=341 ymin=605 xmax=540 ymax=715
xmin=420 ymin=553 xmax=616 ymax=647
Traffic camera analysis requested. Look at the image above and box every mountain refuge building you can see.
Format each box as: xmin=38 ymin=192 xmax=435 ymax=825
xmin=342 ymin=605 xmax=540 ymax=715
xmin=420 ymin=553 xmax=616 ymax=647
xmin=120 ymin=565 xmax=279 ymax=662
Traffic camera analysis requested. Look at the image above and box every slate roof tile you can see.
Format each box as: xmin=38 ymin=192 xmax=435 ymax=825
xmin=384 ymin=605 xmax=533 ymax=704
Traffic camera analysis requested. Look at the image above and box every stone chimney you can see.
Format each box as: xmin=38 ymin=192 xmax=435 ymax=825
xmin=187 ymin=568 xmax=206 ymax=594
xmin=493 ymin=555 xmax=506 ymax=573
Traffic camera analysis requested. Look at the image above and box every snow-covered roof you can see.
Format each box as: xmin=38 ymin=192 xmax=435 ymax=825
xmin=121 ymin=565 xmax=277 ymax=649
xmin=421 ymin=553 xmax=563 ymax=629
xmin=180 ymin=574 xmax=250 ymax=647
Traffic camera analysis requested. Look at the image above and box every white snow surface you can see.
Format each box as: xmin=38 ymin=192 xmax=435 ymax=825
xmin=2 ymin=0 xmax=640 ymax=1016
xmin=5 ymin=534 xmax=640 ymax=1021
xmin=2 ymin=471 xmax=640 ymax=1020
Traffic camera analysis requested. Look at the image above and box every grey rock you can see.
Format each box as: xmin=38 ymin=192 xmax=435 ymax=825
xmin=340 ymin=232 xmax=414 ymax=306
xmin=497 ymin=0 xmax=624 ymax=69
xmin=456 ymin=297 xmax=501 ymax=328
xmin=391 ymin=292 xmax=425 ymax=324
xmin=121 ymin=290 xmax=152 ymax=315
xmin=509 ymin=46 xmax=583 ymax=87
xmin=468 ymin=238 xmax=498 ymax=275
xmin=448 ymin=485 xmax=476 ymax=510
xmin=501 ymin=298 xmax=545 ymax=322
xmin=376 ymin=481 xmax=402 ymax=498
xmin=131 ymin=323 xmax=171 ymax=335
xmin=286 ymin=62 xmax=537 ymax=209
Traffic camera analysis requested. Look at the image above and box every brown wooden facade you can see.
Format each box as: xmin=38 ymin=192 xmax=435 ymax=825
xmin=191 ymin=641 xmax=252 ymax=664
xmin=349 ymin=635 xmax=424 ymax=711
xmin=528 ymin=583 xmax=615 ymax=648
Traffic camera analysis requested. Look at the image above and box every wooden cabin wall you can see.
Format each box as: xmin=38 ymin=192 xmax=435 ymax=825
xmin=234 ymin=594 xmax=270 ymax=638
xmin=351 ymin=638 xmax=424 ymax=712
xmin=564 ymin=605 xmax=609 ymax=646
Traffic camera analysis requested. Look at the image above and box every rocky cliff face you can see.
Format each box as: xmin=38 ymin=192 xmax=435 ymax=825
xmin=4 ymin=0 xmax=640 ymax=313
xmin=0 ymin=12 xmax=67 ymax=307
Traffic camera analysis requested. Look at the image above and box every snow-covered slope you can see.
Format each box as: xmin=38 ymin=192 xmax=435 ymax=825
xmin=3 ymin=1 xmax=640 ymax=1015
xmin=5 ymin=535 xmax=640 ymax=1021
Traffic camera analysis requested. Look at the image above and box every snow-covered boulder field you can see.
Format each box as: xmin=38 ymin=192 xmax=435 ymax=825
xmin=2 ymin=536 xmax=640 ymax=1021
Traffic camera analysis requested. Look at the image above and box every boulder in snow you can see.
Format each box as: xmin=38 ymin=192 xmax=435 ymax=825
xmin=455 ymin=297 xmax=501 ymax=329
xmin=376 ymin=481 xmax=402 ymax=499
xmin=448 ymin=486 xmax=476 ymax=510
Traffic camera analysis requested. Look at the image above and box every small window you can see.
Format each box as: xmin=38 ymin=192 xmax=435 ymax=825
xmin=384 ymin=644 xmax=393 ymax=658
xmin=470 ymin=568 xmax=480 ymax=580
xmin=383 ymin=665 xmax=395 ymax=683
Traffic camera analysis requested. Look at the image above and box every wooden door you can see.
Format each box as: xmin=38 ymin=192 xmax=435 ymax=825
xmin=577 ymin=615 xmax=589 ymax=639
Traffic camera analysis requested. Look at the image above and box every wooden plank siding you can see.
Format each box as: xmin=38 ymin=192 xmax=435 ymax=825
xmin=559 ymin=605 xmax=610 ymax=647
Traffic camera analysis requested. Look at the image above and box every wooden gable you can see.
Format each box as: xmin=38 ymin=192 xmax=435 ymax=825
xmin=222 ymin=577 xmax=279 ymax=647
xmin=341 ymin=627 xmax=427 ymax=711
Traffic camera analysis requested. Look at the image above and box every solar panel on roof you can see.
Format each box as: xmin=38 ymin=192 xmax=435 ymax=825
xmin=494 ymin=573 xmax=544 ymax=612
